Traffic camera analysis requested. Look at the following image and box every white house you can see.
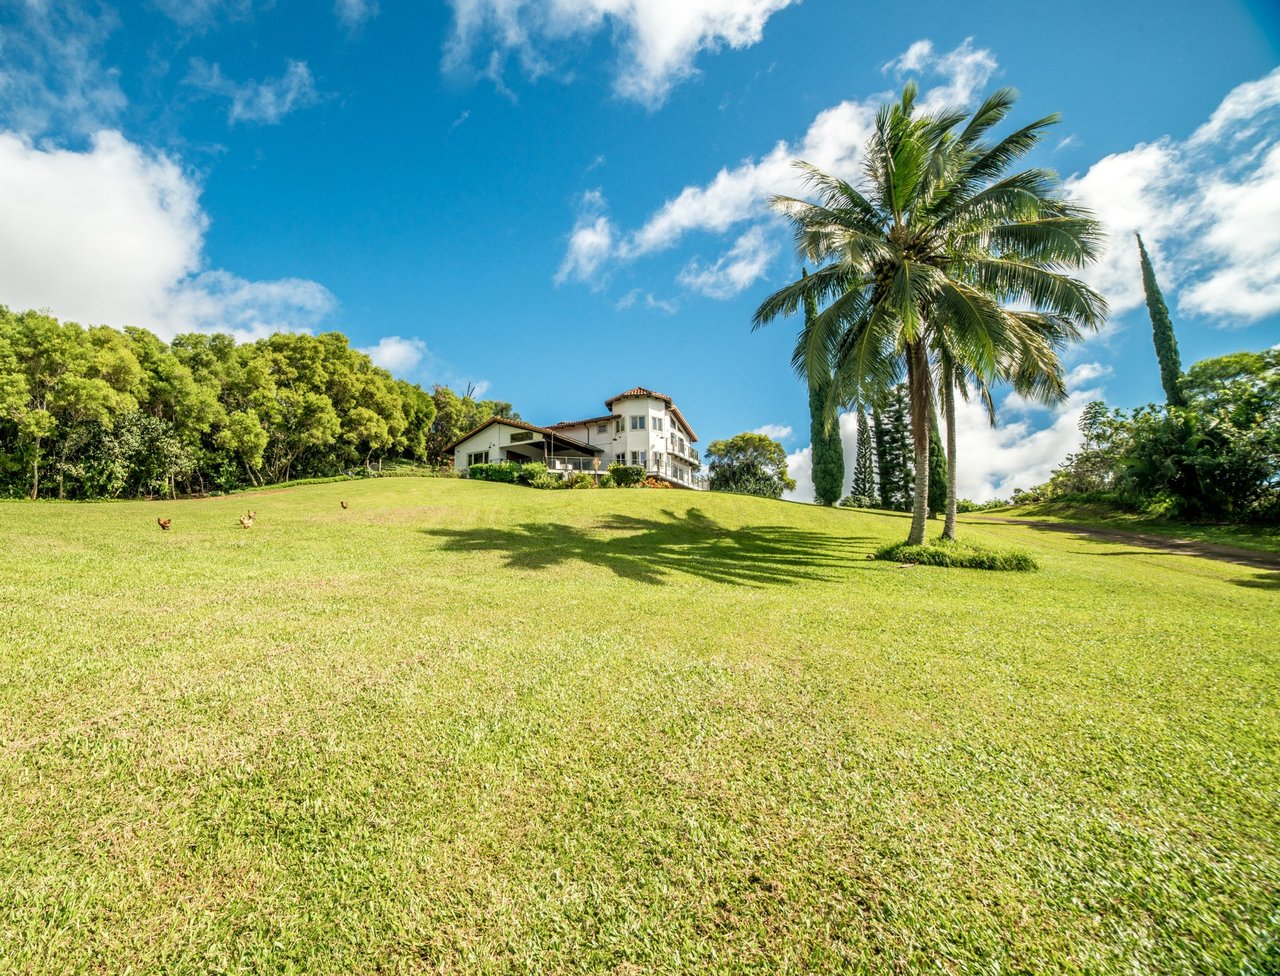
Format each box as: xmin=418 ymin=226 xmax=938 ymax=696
xmin=448 ymin=387 xmax=705 ymax=489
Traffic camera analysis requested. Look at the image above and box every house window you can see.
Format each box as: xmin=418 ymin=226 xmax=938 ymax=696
xmin=509 ymin=431 xmax=533 ymax=442
xmin=639 ymin=451 xmax=647 ymax=467
xmin=652 ymin=417 xmax=663 ymax=432
xmin=616 ymin=453 xmax=625 ymax=466
xmin=630 ymin=451 xmax=638 ymax=465
xmin=467 ymin=450 xmax=489 ymax=466
xmin=630 ymin=415 xmax=646 ymax=430
xmin=615 ymin=419 xmax=624 ymax=433
xmin=596 ymin=423 xmax=608 ymax=435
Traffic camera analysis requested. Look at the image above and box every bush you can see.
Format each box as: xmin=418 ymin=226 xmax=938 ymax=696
xmin=597 ymin=472 xmax=615 ymax=489
xmin=530 ymin=472 xmax=567 ymax=490
xmin=640 ymin=476 xmax=672 ymax=489
xmin=873 ymin=539 xmax=1039 ymax=572
xmin=609 ymin=464 xmax=645 ymax=487
xmin=467 ymin=461 xmax=520 ymax=484
xmin=956 ymin=498 xmax=1009 ymax=512
xmin=516 ymin=462 xmax=548 ymax=486
xmin=570 ymin=472 xmax=596 ymax=489
xmin=837 ymin=494 xmax=874 ymax=509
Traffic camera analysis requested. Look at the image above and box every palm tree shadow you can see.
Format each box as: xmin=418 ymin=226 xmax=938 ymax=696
xmin=1236 ymin=571 xmax=1280 ymax=591
xmin=422 ymin=506 xmax=870 ymax=587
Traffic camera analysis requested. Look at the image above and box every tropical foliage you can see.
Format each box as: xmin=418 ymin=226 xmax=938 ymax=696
xmin=754 ymin=84 xmax=1105 ymax=543
xmin=1023 ymin=349 xmax=1279 ymax=523
xmin=705 ymin=431 xmax=797 ymax=499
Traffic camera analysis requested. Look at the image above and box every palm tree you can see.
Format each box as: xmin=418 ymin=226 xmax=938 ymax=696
xmin=936 ymin=312 xmax=1084 ymax=539
xmin=755 ymin=84 xmax=1106 ymax=545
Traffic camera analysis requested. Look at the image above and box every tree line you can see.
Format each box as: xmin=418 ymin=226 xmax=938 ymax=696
xmin=0 ymin=307 xmax=516 ymax=499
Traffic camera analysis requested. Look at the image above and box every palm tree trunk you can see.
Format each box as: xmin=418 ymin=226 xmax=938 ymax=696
xmin=943 ymin=363 xmax=958 ymax=541
xmin=906 ymin=339 xmax=931 ymax=545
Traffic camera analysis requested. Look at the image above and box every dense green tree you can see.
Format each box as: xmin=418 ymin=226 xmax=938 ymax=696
xmin=0 ymin=309 xmax=453 ymax=498
xmin=755 ymin=85 xmax=1105 ymax=543
xmin=1137 ymin=234 xmax=1186 ymax=408
xmin=706 ymin=431 xmax=797 ymax=499
xmin=850 ymin=409 xmax=876 ymax=501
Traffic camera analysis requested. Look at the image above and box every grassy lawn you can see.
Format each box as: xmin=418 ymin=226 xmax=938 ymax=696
xmin=987 ymin=500 xmax=1280 ymax=555
xmin=1 ymin=479 xmax=1277 ymax=974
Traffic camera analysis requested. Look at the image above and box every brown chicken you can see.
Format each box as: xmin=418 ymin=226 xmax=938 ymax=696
xmin=239 ymin=515 xmax=254 ymax=529
xmin=246 ymin=509 xmax=256 ymax=520
xmin=157 ymin=517 xmax=171 ymax=531
xmin=340 ymin=500 xmax=348 ymax=509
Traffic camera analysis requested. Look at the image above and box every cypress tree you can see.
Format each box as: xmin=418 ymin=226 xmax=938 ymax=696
xmin=1136 ymin=234 xmax=1186 ymax=408
xmin=927 ymin=411 xmax=948 ymax=517
xmin=851 ymin=409 xmax=876 ymax=501
xmin=802 ymin=271 xmax=844 ymax=506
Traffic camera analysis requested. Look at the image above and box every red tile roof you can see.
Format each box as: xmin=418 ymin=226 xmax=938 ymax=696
xmin=604 ymin=387 xmax=672 ymax=407
xmin=603 ymin=387 xmax=697 ymax=442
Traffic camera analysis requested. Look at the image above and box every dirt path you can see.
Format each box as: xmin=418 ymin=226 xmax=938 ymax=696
xmin=969 ymin=516 xmax=1280 ymax=572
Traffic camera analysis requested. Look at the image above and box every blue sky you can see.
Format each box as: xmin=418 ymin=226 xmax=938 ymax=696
xmin=1 ymin=0 xmax=1278 ymax=500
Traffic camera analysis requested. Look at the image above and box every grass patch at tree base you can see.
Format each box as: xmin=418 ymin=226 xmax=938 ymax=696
xmin=874 ymin=537 xmax=1040 ymax=571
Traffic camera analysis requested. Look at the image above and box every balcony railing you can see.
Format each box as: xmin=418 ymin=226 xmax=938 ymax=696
xmin=543 ymin=455 xmax=707 ymax=489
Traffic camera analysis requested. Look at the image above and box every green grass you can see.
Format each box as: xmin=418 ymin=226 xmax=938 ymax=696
xmin=873 ymin=537 xmax=1039 ymax=571
xmin=990 ymin=500 xmax=1280 ymax=555
xmin=1 ymin=480 xmax=1278 ymax=974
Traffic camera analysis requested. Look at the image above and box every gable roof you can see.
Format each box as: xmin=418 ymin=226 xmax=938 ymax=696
xmin=445 ymin=416 xmax=604 ymax=455
xmin=604 ymin=387 xmax=698 ymax=442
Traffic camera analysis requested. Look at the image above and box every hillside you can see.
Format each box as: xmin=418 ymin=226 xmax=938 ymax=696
xmin=1 ymin=480 xmax=1277 ymax=974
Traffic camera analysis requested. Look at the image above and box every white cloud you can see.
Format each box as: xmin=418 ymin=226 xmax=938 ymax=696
xmin=187 ymin=59 xmax=322 ymax=125
xmin=678 ymin=224 xmax=778 ymax=297
xmin=0 ymin=130 xmax=336 ymax=341
xmin=559 ymin=39 xmax=997 ymax=290
xmin=882 ymin=37 xmax=998 ymax=113
xmin=443 ymin=0 xmax=800 ymax=108
xmin=615 ymin=288 xmax=678 ymax=313
xmin=335 ymin=0 xmax=379 ymax=33
xmin=751 ymin=423 xmax=792 ymax=440
xmin=555 ymin=189 xmax=616 ymax=285
xmin=360 ymin=335 xmax=429 ymax=373
xmin=0 ymin=1 xmax=125 ymax=137
xmin=1066 ymin=65 xmax=1280 ymax=324
xmin=150 ymin=0 xmax=256 ymax=29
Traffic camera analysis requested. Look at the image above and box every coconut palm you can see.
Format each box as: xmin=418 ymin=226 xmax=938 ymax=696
xmin=755 ymin=84 xmax=1106 ymax=545
xmin=936 ymin=311 xmax=1085 ymax=539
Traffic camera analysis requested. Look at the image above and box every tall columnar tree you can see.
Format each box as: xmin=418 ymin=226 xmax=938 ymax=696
xmin=1136 ymin=234 xmax=1186 ymax=408
xmin=851 ymin=409 xmax=876 ymax=501
xmin=927 ymin=411 xmax=948 ymax=517
xmin=755 ymin=84 xmax=1105 ymax=544
xmin=802 ymin=270 xmax=845 ymax=505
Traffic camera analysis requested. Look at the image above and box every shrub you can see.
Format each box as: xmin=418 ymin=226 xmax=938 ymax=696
xmin=956 ymin=498 xmax=1009 ymax=512
xmin=467 ymin=461 xmax=520 ymax=484
xmin=516 ymin=462 xmax=548 ymax=486
xmin=837 ymin=494 xmax=874 ymax=509
xmin=597 ymin=472 xmax=615 ymax=489
xmin=609 ymin=464 xmax=645 ymax=487
xmin=873 ymin=539 xmax=1039 ymax=572
xmin=570 ymin=472 xmax=596 ymax=489
xmin=530 ymin=472 xmax=567 ymax=490
xmin=640 ymin=476 xmax=671 ymax=489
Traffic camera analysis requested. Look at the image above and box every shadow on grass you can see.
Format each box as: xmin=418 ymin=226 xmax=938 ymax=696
xmin=422 ymin=506 xmax=871 ymax=586
xmin=1236 ymin=571 xmax=1280 ymax=591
